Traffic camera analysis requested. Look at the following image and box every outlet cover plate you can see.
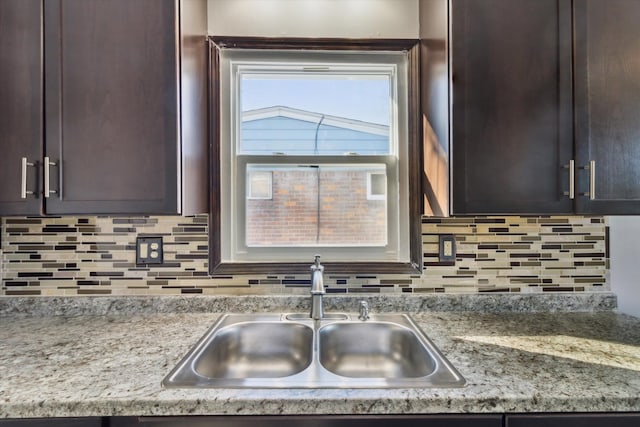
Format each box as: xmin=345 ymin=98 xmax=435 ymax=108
xmin=439 ymin=234 xmax=456 ymax=263
xmin=136 ymin=236 xmax=163 ymax=265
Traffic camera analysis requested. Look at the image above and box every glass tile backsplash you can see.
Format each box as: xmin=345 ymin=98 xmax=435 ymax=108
xmin=0 ymin=215 xmax=608 ymax=296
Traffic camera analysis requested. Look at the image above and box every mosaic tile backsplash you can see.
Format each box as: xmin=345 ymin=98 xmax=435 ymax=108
xmin=0 ymin=215 xmax=608 ymax=296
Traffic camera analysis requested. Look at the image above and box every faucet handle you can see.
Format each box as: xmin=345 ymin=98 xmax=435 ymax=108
xmin=358 ymin=300 xmax=370 ymax=321
xmin=311 ymin=254 xmax=323 ymax=271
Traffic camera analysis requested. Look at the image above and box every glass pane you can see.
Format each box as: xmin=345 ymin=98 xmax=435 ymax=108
xmin=240 ymin=73 xmax=391 ymax=155
xmin=370 ymin=173 xmax=386 ymax=196
xmin=246 ymin=164 xmax=387 ymax=247
xmin=248 ymin=171 xmax=272 ymax=199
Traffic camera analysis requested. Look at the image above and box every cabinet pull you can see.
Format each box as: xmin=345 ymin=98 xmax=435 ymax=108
xmin=44 ymin=156 xmax=58 ymax=198
xmin=581 ymin=160 xmax=596 ymax=200
xmin=563 ymin=159 xmax=575 ymax=199
xmin=20 ymin=157 xmax=35 ymax=199
xmin=588 ymin=160 xmax=595 ymax=200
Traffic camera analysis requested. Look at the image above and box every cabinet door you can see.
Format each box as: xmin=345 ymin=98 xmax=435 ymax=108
xmin=0 ymin=0 xmax=43 ymax=216
xmin=0 ymin=418 xmax=102 ymax=427
xmin=43 ymin=0 xmax=179 ymax=214
xmin=112 ymin=415 xmax=503 ymax=427
xmin=574 ymin=0 xmax=640 ymax=214
xmin=451 ymin=0 xmax=574 ymax=214
xmin=506 ymin=413 xmax=640 ymax=427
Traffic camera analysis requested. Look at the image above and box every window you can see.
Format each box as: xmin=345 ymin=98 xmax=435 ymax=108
xmin=210 ymin=39 xmax=422 ymax=274
xmin=367 ymin=171 xmax=387 ymax=200
xmin=247 ymin=169 xmax=272 ymax=200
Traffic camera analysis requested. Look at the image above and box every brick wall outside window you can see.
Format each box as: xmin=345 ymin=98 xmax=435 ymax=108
xmin=246 ymin=170 xmax=386 ymax=246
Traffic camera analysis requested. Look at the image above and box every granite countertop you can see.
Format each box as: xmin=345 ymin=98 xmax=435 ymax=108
xmin=0 ymin=294 xmax=639 ymax=418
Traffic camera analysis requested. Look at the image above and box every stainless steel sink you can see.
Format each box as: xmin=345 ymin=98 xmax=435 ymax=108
xmin=193 ymin=321 xmax=313 ymax=379
xmin=318 ymin=322 xmax=436 ymax=378
xmin=163 ymin=313 xmax=465 ymax=389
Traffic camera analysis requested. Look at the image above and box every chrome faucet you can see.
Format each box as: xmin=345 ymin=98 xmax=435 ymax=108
xmin=310 ymin=255 xmax=325 ymax=320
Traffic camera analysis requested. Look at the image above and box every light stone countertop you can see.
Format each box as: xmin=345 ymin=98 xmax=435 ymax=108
xmin=0 ymin=294 xmax=639 ymax=418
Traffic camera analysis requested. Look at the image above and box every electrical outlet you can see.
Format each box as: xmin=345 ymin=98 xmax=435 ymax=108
xmin=136 ymin=236 xmax=163 ymax=265
xmin=439 ymin=234 xmax=456 ymax=263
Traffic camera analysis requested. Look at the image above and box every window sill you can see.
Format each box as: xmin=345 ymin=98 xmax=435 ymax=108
xmin=210 ymin=261 xmax=422 ymax=276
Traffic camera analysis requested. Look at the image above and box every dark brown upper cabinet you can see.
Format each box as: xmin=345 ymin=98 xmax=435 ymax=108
xmin=0 ymin=0 xmax=208 ymax=216
xmin=451 ymin=0 xmax=640 ymax=215
xmin=0 ymin=0 xmax=43 ymax=216
xmin=451 ymin=0 xmax=574 ymax=215
xmin=574 ymin=0 xmax=640 ymax=214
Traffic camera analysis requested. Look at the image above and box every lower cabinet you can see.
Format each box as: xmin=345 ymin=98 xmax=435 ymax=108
xmin=0 ymin=419 xmax=101 ymax=427
xmin=506 ymin=413 xmax=640 ymax=427
xmin=110 ymin=415 xmax=503 ymax=427
xmin=4 ymin=414 xmax=640 ymax=426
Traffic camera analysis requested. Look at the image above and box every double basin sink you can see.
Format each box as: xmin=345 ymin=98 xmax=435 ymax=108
xmin=163 ymin=312 xmax=466 ymax=388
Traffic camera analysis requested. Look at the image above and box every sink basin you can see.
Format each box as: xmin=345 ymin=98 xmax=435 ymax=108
xmin=163 ymin=313 xmax=465 ymax=389
xmin=194 ymin=321 xmax=313 ymax=379
xmin=319 ymin=322 xmax=436 ymax=378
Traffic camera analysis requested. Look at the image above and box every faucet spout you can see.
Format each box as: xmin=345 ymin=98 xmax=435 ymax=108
xmin=310 ymin=255 xmax=325 ymax=320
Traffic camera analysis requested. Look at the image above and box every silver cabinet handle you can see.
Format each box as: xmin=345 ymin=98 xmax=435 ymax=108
xmin=581 ymin=160 xmax=596 ymax=200
xmin=44 ymin=156 xmax=58 ymax=198
xmin=563 ymin=159 xmax=575 ymax=199
xmin=20 ymin=157 xmax=35 ymax=199
xmin=588 ymin=160 xmax=595 ymax=200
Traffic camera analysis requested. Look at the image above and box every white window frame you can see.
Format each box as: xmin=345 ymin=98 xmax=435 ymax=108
xmin=218 ymin=48 xmax=410 ymax=264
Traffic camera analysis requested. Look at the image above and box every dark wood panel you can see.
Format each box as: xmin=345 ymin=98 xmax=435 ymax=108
xmin=0 ymin=418 xmax=101 ymax=427
xmin=506 ymin=413 xmax=640 ymax=427
xmin=574 ymin=0 xmax=640 ymax=214
xmin=44 ymin=0 xmax=179 ymax=214
xmin=112 ymin=415 xmax=503 ymax=427
xmin=451 ymin=0 xmax=574 ymax=214
xmin=0 ymin=0 xmax=42 ymax=215
xmin=211 ymin=37 xmax=418 ymax=51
